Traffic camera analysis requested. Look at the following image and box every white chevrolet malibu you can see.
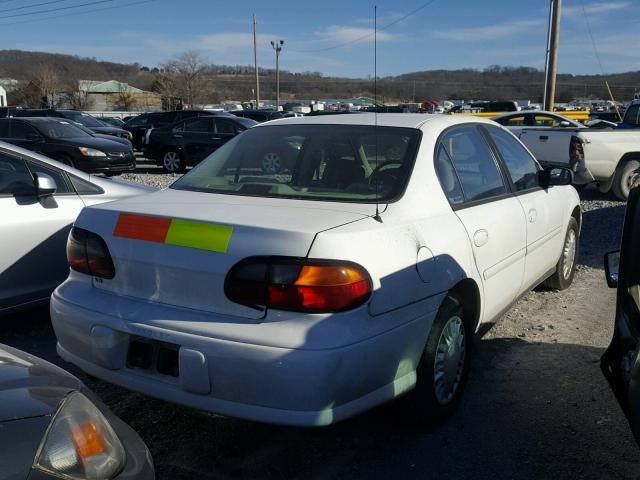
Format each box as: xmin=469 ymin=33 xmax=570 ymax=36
xmin=51 ymin=114 xmax=581 ymax=426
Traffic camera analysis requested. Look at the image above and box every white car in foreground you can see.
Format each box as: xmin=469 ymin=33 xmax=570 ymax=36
xmin=0 ymin=142 xmax=155 ymax=316
xmin=51 ymin=114 xmax=581 ymax=426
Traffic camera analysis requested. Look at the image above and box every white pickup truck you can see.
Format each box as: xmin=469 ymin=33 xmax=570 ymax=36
xmin=493 ymin=108 xmax=640 ymax=200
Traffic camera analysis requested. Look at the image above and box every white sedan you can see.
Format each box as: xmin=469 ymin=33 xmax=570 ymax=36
xmin=50 ymin=114 xmax=581 ymax=426
xmin=0 ymin=142 xmax=154 ymax=316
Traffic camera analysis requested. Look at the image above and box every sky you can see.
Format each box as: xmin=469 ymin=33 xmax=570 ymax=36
xmin=1 ymin=0 xmax=639 ymax=78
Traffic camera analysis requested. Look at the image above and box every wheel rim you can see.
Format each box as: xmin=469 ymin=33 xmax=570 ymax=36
xmin=262 ymin=153 xmax=281 ymax=173
xmin=163 ymin=152 xmax=180 ymax=172
xmin=562 ymin=228 xmax=577 ymax=280
xmin=433 ymin=315 xmax=466 ymax=405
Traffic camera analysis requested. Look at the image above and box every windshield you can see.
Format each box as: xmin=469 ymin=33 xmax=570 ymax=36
xmin=171 ymin=124 xmax=420 ymax=203
xmin=64 ymin=112 xmax=105 ymax=128
xmin=36 ymin=120 xmax=92 ymax=139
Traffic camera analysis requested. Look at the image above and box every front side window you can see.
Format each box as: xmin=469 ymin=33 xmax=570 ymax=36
xmin=485 ymin=126 xmax=540 ymax=192
xmin=27 ymin=160 xmax=73 ymax=194
xmin=0 ymin=151 xmax=35 ymax=196
xmin=171 ymin=124 xmax=420 ymax=203
xmin=440 ymin=125 xmax=507 ymax=202
xmin=214 ymin=119 xmax=236 ymax=135
xmin=533 ymin=115 xmax=561 ymax=127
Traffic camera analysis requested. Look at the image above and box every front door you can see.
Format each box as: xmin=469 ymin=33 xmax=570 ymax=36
xmin=482 ymin=125 xmax=565 ymax=289
xmin=0 ymin=151 xmax=85 ymax=312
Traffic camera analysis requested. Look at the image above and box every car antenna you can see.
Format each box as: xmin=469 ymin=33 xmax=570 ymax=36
xmin=373 ymin=4 xmax=383 ymax=223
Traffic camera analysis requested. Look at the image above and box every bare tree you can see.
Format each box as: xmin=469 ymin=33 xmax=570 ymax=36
xmin=64 ymin=80 xmax=94 ymax=110
xmin=162 ymin=51 xmax=207 ymax=108
xmin=151 ymin=72 xmax=181 ymax=110
xmin=30 ymin=65 xmax=62 ymax=107
xmin=115 ymin=82 xmax=137 ymax=111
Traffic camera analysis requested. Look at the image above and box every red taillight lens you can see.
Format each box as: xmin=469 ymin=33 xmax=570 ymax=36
xmin=67 ymin=227 xmax=115 ymax=279
xmin=225 ymin=258 xmax=372 ymax=313
xmin=569 ymin=135 xmax=584 ymax=169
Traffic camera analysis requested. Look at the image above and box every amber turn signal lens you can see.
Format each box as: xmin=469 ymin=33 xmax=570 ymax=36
xmin=71 ymin=421 xmax=107 ymax=460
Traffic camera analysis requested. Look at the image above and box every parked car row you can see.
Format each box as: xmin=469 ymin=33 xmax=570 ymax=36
xmin=5 ymin=111 xmax=640 ymax=477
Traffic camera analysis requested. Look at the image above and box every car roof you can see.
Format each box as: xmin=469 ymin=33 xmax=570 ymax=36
xmin=255 ymin=112 xmax=497 ymax=130
xmin=5 ymin=116 xmax=72 ymax=124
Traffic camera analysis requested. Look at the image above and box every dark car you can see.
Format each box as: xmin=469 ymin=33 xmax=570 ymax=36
xmin=0 ymin=342 xmax=154 ymax=479
xmin=123 ymin=110 xmax=227 ymax=150
xmin=99 ymin=116 xmax=126 ymax=128
xmin=0 ymin=117 xmax=135 ymax=174
xmin=15 ymin=109 xmax=132 ymax=141
xmin=144 ymin=115 xmax=257 ymax=172
xmin=602 ymin=184 xmax=640 ymax=446
xmin=230 ymin=109 xmax=285 ymax=123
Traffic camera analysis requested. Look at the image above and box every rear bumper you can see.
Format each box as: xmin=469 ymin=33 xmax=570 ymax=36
xmin=50 ymin=284 xmax=435 ymax=426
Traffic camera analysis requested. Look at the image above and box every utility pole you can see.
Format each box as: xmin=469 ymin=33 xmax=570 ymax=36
xmin=270 ymin=40 xmax=284 ymax=111
xmin=253 ymin=14 xmax=260 ymax=109
xmin=543 ymin=0 xmax=562 ymax=111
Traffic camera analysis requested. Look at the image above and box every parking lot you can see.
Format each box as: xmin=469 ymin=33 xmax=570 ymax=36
xmin=2 ymin=159 xmax=640 ymax=480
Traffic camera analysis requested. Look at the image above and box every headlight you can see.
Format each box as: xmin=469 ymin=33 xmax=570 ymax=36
xmin=33 ymin=391 xmax=125 ymax=480
xmin=78 ymin=147 xmax=106 ymax=157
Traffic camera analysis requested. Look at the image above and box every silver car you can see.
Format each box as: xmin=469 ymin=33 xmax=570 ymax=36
xmin=0 ymin=141 xmax=155 ymax=315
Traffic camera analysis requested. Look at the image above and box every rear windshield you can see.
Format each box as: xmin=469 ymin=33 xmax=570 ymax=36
xmin=171 ymin=124 xmax=420 ymax=203
xmin=624 ymin=104 xmax=640 ymax=127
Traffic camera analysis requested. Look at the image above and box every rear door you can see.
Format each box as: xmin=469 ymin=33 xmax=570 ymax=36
xmin=602 ymin=186 xmax=640 ymax=445
xmin=436 ymin=125 xmax=527 ymax=322
xmin=175 ymin=117 xmax=214 ymax=164
xmin=0 ymin=152 xmax=85 ymax=312
xmin=482 ymin=125 xmax=564 ymax=290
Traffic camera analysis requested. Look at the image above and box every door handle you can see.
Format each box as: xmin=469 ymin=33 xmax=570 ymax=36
xmin=528 ymin=208 xmax=537 ymax=223
xmin=473 ymin=229 xmax=489 ymax=247
xmin=539 ymin=135 xmax=549 ymax=141
xmin=210 ymin=137 xmax=222 ymax=141
xmin=172 ymin=134 xmax=183 ymax=138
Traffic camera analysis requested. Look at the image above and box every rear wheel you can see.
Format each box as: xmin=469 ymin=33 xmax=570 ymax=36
xmin=162 ymin=149 xmax=185 ymax=173
xmin=542 ymin=217 xmax=579 ymax=290
xmin=612 ymin=159 xmax=640 ymax=201
xmin=403 ymin=293 xmax=472 ymax=426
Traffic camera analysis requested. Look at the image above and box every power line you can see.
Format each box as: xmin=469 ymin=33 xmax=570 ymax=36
xmin=580 ymin=0 xmax=606 ymax=75
xmin=287 ymin=0 xmax=439 ymax=53
xmin=0 ymin=0 xmax=155 ymax=25
xmin=0 ymin=0 xmax=114 ymax=19
xmin=0 ymin=0 xmax=72 ymax=14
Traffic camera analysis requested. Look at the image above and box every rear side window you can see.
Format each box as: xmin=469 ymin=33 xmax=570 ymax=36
xmin=8 ymin=120 xmax=38 ymax=140
xmin=498 ymin=115 xmax=527 ymax=126
xmin=440 ymin=125 xmax=507 ymax=202
xmin=184 ymin=118 xmax=211 ymax=133
xmin=0 ymin=151 xmax=35 ymax=196
xmin=435 ymin=145 xmax=464 ymax=205
xmin=127 ymin=114 xmax=149 ymax=127
xmin=69 ymin=175 xmax=103 ymax=194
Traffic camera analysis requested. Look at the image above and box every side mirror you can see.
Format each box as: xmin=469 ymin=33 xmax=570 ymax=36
xmin=539 ymin=166 xmax=573 ymax=188
xmin=35 ymin=172 xmax=57 ymax=197
xmin=559 ymin=121 xmax=571 ymax=127
xmin=605 ymin=250 xmax=620 ymax=288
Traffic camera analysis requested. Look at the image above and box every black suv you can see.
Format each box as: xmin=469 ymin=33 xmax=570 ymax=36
xmin=14 ymin=109 xmax=131 ymax=141
xmin=0 ymin=117 xmax=135 ymax=173
xmin=230 ymin=109 xmax=284 ymax=123
xmin=144 ymin=115 xmax=256 ymax=172
xmin=123 ymin=110 xmax=230 ymax=150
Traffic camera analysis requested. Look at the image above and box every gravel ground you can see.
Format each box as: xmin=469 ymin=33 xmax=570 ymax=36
xmin=2 ymin=170 xmax=639 ymax=479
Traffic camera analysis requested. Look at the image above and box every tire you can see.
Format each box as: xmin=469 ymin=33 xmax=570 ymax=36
xmin=542 ymin=217 xmax=579 ymax=290
xmin=403 ymin=293 xmax=472 ymax=426
xmin=261 ymin=152 xmax=282 ymax=174
xmin=55 ymin=154 xmax=75 ymax=169
xmin=612 ymin=159 xmax=640 ymax=201
xmin=162 ymin=149 xmax=185 ymax=173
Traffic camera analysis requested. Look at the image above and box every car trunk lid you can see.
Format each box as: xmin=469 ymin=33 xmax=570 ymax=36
xmin=76 ymin=189 xmax=370 ymax=319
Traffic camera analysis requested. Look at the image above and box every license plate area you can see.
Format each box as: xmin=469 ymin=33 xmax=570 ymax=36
xmin=127 ymin=337 xmax=180 ymax=378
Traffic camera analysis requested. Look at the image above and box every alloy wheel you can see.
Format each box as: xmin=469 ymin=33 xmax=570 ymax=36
xmin=163 ymin=151 xmax=181 ymax=172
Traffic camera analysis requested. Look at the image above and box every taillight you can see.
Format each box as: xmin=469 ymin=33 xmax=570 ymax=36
xmin=67 ymin=227 xmax=115 ymax=279
xmin=569 ymin=135 xmax=584 ymax=170
xmin=225 ymin=257 xmax=372 ymax=313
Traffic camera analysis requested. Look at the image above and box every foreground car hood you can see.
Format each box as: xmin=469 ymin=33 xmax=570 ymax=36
xmin=75 ymin=188 xmax=371 ymax=318
xmin=0 ymin=343 xmax=79 ymax=422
